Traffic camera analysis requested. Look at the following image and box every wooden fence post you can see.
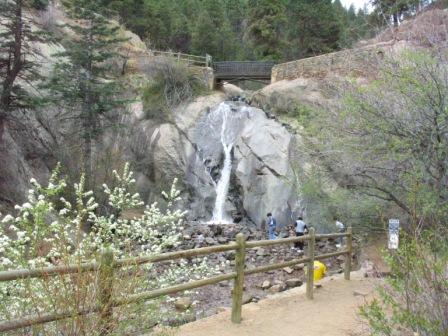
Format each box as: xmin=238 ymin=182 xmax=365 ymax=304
xmin=344 ymin=227 xmax=353 ymax=280
xmin=231 ymin=233 xmax=246 ymax=323
xmin=306 ymin=227 xmax=315 ymax=300
xmin=99 ymin=249 xmax=114 ymax=336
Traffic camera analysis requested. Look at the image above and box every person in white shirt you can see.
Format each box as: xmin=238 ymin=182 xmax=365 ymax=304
xmin=335 ymin=217 xmax=345 ymax=247
xmin=294 ymin=216 xmax=308 ymax=251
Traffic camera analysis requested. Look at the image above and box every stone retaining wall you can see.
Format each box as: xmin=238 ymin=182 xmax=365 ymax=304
xmin=271 ymin=41 xmax=395 ymax=82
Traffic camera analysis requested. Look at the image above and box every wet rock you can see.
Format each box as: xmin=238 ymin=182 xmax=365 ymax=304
xmin=328 ymin=269 xmax=343 ymax=275
xmin=283 ymin=267 xmax=294 ymax=274
xmin=261 ymin=280 xmax=271 ymax=290
xmin=256 ymin=248 xmax=269 ymax=256
xmin=217 ymin=237 xmax=228 ymax=244
xmin=174 ymin=297 xmax=192 ymax=311
xmin=219 ymin=280 xmax=230 ymax=287
xmin=285 ymin=278 xmax=303 ymax=288
xmin=205 ymin=237 xmax=216 ymax=245
xmin=337 ymin=255 xmax=345 ymax=262
xmin=268 ymin=283 xmax=286 ymax=293
xmin=294 ymin=263 xmax=305 ymax=270
xmin=317 ymin=241 xmax=326 ymax=248
xmin=242 ymin=293 xmax=254 ymax=304
xmin=225 ymin=251 xmax=235 ymax=260
xmin=252 ymin=295 xmax=261 ymax=303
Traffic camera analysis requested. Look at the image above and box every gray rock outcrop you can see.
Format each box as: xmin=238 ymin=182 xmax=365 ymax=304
xmin=233 ymin=106 xmax=298 ymax=226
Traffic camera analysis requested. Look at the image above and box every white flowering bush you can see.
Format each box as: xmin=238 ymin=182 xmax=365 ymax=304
xmin=0 ymin=163 xmax=215 ymax=335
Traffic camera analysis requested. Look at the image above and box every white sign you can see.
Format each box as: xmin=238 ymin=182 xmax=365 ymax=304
xmin=388 ymin=219 xmax=400 ymax=249
xmin=388 ymin=231 xmax=399 ymax=249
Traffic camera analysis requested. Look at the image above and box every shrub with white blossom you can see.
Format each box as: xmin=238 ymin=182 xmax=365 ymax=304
xmin=0 ymin=163 xmax=214 ymax=335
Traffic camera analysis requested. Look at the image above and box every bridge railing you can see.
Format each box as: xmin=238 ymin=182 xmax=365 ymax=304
xmin=147 ymin=49 xmax=212 ymax=67
xmin=213 ymin=61 xmax=275 ymax=78
xmin=0 ymin=227 xmax=352 ymax=333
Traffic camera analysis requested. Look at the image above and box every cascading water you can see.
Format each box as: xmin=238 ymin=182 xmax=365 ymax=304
xmin=211 ymin=113 xmax=234 ymax=223
xmin=197 ymin=102 xmax=248 ymax=223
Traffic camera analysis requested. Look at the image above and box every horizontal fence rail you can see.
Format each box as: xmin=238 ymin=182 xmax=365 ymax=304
xmin=0 ymin=227 xmax=353 ymax=333
xmin=146 ymin=49 xmax=212 ymax=67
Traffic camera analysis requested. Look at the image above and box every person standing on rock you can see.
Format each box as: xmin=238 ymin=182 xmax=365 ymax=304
xmin=267 ymin=213 xmax=277 ymax=240
xmin=294 ymin=216 xmax=308 ymax=251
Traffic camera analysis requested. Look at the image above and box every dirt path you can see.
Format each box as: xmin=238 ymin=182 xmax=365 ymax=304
xmin=165 ymin=270 xmax=379 ymax=336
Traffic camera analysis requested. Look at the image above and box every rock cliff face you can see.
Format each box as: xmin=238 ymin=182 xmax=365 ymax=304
xmin=233 ymin=106 xmax=298 ymax=226
xmin=126 ymin=97 xmax=300 ymax=227
xmin=0 ymin=114 xmax=56 ymax=210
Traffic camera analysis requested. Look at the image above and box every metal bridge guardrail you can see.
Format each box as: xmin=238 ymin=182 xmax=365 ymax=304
xmin=213 ymin=61 xmax=275 ymax=79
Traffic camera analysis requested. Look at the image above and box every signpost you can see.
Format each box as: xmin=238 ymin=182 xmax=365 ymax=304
xmin=388 ymin=219 xmax=400 ymax=249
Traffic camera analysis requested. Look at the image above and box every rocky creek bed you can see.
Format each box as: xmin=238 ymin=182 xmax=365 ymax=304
xmin=155 ymin=223 xmax=360 ymax=326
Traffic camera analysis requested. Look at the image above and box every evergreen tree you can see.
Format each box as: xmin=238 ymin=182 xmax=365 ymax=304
xmin=372 ymin=0 xmax=421 ymax=26
xmin=190 ymin=0 xmax=236 ymax=60
xmin=224 ymin=0 xmax=249 ymax=59
xmin=247 ymin=0 xmax=286 ymax=61
xmin=0 ymin=0 xmax=45 ymax=140
xmin=333 ymin=0 xmax=351 ymax=48
xmin=99 ymin=0 xmax=149 ymax=38
xmin=168 ymin=4 xmax=190 ymax=52
xmin=44 ymin=0 xmax=126 ymax=188
xmin=285 ymin=0 xmax=341 ymax=59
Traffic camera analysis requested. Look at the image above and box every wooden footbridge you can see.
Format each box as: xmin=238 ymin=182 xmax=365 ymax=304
xmin=213 ymin=61 xmax=275 ymax=83
xmin=144 ymin=50 xmax=275 ymax=85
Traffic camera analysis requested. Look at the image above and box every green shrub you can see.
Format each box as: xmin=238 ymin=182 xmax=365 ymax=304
xmin=360 ymin=230 xmax=448 ymax=336
xmin=0 ymin=163 xmax=214 ymax=335
xmin=142 ymin=60 xmax=209 ymax=121
xmin=32 ymin=0 xmax=48 ymax=10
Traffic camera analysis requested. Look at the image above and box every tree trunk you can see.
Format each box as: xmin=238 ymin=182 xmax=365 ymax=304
xmin=0 ymin=0 xmax=23 ymax=142
xmin=82 ymin=125 xmax=92 ymax=190
xmin=0 ymin=116 xmax=5 ymax=141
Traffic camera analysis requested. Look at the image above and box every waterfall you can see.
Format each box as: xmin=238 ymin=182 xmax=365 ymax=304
xmin=211 ymin=109 xmax=234 ymax=223
xmin=202 ymin=102 xmax=248 ymax=223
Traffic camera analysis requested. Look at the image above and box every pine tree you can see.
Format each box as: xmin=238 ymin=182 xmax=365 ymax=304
xmin=44 ymin=0 xmax=126 ymax=188
xmin=190 ymin=0 xmax=236 ymax=60
xmin=247 ymin=0 xmax=286 ymax=61
xmin=372 ymin=0 xmax=421 ymax=26
xmin=224 ymin=0 xmax=249 ymax=59
xmin=103 ymin=0 xmax=149 ymax=38
xmin=333 ymin=0 xmax=351 ymax=48
xmin=0 ymin=0 xmax=45 ymax=140
xmin=285 ymin=0 xmax=341 ymax=59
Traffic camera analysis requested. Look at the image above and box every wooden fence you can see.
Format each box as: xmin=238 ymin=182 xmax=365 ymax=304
xmin=147 ymin=50 xmax=213 ymax=68
xmin=0 ymin=227 xmax=353 ymax=333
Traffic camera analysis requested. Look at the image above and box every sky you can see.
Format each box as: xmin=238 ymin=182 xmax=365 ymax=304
xmin=340 ymin=0 xmax=371 ymax=10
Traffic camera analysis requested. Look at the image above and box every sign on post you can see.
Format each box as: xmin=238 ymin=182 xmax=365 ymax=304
xmin=388 ymin=219 xmax=400 ymax=249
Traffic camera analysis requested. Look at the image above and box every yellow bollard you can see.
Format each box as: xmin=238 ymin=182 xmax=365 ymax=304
xmin=306 ymin=261 xmax=326 ymax=281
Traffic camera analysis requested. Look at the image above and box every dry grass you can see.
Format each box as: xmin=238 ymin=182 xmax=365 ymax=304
xmin=367 ymin=9 xmax=448 ymax=47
